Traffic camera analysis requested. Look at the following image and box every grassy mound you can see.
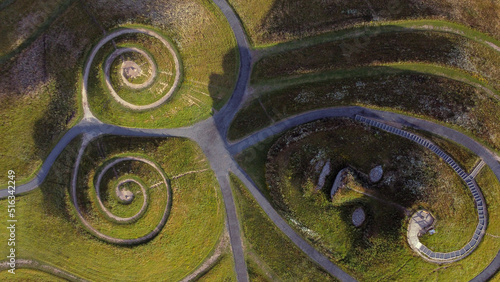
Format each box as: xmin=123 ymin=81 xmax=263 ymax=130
xmin=0 ymin=136 xmax=225 ymax=280
xmin=87 ymin=28 xmax=183 ymax=113
xmin=230 ymin=173 xmax=335 ymax=281
xmin=84 ymin=0 xmax=238 ymax=127
xmin=227 ymin=0 xmax=500 ymax=46
xmin=241 ymin=118 xmax=500 ymax=280
xmin=229 ymin=70 xmax=500 ymax=153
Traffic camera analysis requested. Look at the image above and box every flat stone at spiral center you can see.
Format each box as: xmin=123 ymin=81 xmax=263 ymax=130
xmin=122 ymin=61 xmax=142 ymax=79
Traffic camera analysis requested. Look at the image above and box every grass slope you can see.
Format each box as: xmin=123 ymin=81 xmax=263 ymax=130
xmin=230 ymin=173 xmax=335 ymax=281
xmin=229 ymin=69 xmax=500 ymax=154
xmin=227 ymin=0 xmax=500 ymax=46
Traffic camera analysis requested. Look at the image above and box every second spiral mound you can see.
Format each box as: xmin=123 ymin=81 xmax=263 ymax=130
xmin=72 ymin=137 xmax=172 ymax=245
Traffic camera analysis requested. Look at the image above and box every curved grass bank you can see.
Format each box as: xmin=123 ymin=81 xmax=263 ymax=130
xmin=226 ymin=0 xmax=500 ymax=46
xmin=229 ymin=67 xmax=500 ymax=153
xmin=0 ymin=136 xmax=225 ymax=280
xmin=230 ymin=173 xmax=335 ymax=281
xmin=252 ymin=30 xmax=500 ymax=91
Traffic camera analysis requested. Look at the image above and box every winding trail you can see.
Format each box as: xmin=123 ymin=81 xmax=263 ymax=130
xmin=3 ymin=0 xmax=500 ymax=281
xmin=0 ymin=259 xmax=87 ymax=281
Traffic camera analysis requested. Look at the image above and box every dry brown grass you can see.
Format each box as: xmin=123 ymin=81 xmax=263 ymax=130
xmin=252 ymin=31 xmax=500 ymax=91
xmin=0 ymin=2 xmax=100 ymax=186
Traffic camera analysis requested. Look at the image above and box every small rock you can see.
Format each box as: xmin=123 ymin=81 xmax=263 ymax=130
xmin=352 ymin=207 xmax=366 ymax=227
xmin=331 ymin=168 xmax=348 ymax=198
xmin=315 ymin=160 xmax=331 ymax=191
xmin=369 ymin=165 xmax=383 ymax=183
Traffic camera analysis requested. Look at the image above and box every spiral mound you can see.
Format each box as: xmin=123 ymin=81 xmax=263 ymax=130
xmin=91 ymin=28 xmax=181 ymax=110
xmin=72 ymin=153 xmax=172 ymax=245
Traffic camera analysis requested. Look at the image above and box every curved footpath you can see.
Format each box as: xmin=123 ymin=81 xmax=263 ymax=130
xmin=211 ymin=0 xmax=252 ymax=137
xmin=0 ymin=259 xmax=87 ymax=281
xmin=2 ymin=0 xmax=500 ymax=280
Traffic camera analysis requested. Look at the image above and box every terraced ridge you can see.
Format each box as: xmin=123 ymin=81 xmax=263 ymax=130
xmin=252 ymin=29 xmax=500 ymax=91
xmin=84 ymin=27 xmax=182 ymax=115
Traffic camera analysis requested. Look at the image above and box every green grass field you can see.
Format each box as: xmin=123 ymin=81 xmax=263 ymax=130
xmin=0 ymin=136 xmax=225 ymax=280
xmin=229 ymin=69 xmax=500 ymax=154
xmin=230 ymin=173 xmax=336 ymax=281
xmin=237 ymin=118 xmax=500 ymax=280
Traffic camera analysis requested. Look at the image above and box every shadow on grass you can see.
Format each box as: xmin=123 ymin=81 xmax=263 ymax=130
xmin=208 ymin=46 xmax=241 ymax=111
xmin=256 ymin=0 xmax=432 ymax=44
